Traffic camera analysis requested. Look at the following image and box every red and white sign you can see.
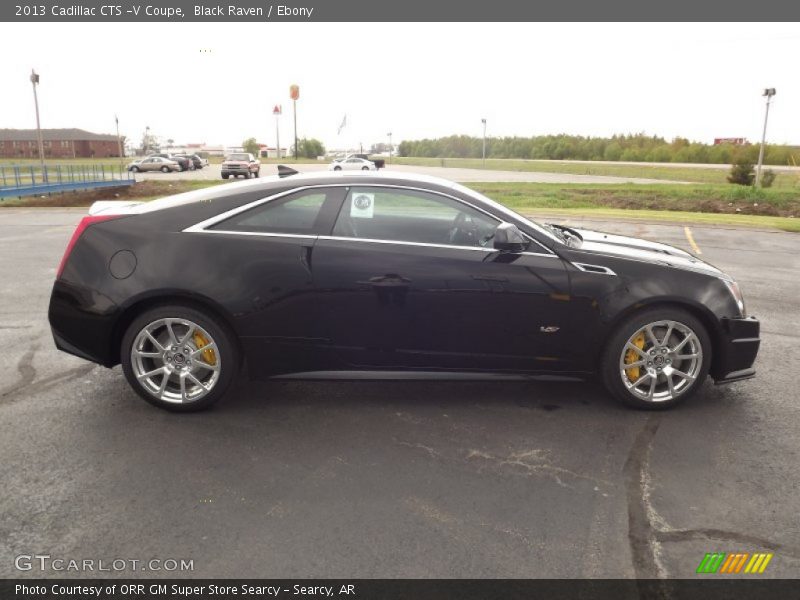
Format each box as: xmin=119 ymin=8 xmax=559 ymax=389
xmin=273 ymin=105 xmax=282 ymax=115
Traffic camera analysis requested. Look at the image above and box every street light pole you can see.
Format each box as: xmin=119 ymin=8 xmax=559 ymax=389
xmin=481 ymin=118 xmax=487 ymax=168
xmin=30 ymin=69 xmax=46 ymax=182
xmin=755 ymin=88 xmax=776 ymax=187
xmin=387 ymin=132 xmax=392 ymax=164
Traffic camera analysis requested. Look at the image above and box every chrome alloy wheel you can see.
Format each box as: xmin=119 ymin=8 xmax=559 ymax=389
xmin=619 ymin=319 xmax=703 ymax=403
xmin=130 ymin=318 xmax=221 ymax=404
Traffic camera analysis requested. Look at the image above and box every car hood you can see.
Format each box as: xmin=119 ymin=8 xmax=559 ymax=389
xmin=570 ymin=227 xmax=726 ymax=278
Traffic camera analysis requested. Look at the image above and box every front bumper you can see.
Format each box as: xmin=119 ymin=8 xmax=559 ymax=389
xmin=711 ymin=316 xmax=760 ymax=384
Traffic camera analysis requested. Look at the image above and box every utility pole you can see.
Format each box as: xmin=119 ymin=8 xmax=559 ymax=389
xmin=481 ymin=118 xmax=487 ymax=168
xmin=30 ymin=69 xmax=46 ymax=182
xmin=755 ymin=88 xmax=776 ymax=187
xmin=144 ymin=126 xmax=150 ymax=155
xmin=115 ymin=114 xmax=124 ymax=172
xmin=387 ymin=132 xmax=392 ymax=164
xmin=273 ymin=105 xmax=282 ymax=159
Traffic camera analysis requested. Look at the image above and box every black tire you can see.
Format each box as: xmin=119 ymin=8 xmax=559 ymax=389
xmin=253 ymin=169 xmax=259 ymax=178
xmin=161 ymin=166 xmax=170 ymax=173
xmin=130 ymin=166 xmax=140 ymax=172
xmin=361 ymin=166 xmax=369 ymax=171
xmin=120 ymin=304 xmax=240 ymax=412
xmin=601 ymin=306 xmax=711 ymax=410
xmin=333 ymin=166 xmax=342 ymax=171
xmin=222 ymin=173 xmax=230 ymax=179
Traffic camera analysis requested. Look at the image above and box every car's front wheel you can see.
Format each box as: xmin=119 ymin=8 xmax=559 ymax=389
xmin=161 ymin=166 xmax=170 ymax=173
xmin=601 ymin=307 xmax=711 ymax=409
xmin=121 ymin=305 xmax=239 ymax=412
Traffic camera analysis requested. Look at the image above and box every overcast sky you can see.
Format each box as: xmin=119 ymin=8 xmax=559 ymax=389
xmin=1 ymin=22 xmax=798 ymax=150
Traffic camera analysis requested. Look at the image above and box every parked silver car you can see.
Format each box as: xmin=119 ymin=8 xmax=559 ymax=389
xmin=127 ymin=157 xmax=181 ymax=173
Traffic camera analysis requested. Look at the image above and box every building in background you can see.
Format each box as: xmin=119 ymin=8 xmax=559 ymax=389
xmin=257 ymin=144 xmax=290 ymax=158
xmin=713 ymin=137 xmax=748 ymax=146
xmin=0 ymin=128 xmax=124 ymax=158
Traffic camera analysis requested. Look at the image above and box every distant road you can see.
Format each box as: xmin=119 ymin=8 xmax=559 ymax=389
xmin=525 ymin=158 xmax=800 ymax=172
xmin=134 ymin=163 xmax=684 ymax=185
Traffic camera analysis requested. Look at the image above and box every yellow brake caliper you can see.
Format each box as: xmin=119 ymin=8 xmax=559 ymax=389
xmin=192 ymin=331 xmax=217 ymax=366
xmin=625 ymin=332 xmax=646 ymax=382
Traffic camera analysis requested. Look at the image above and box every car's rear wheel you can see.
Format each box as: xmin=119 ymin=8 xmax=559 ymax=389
xmin=121 ymin=305 xmax=239 ymax=412
xmin=222 ymin=173 xmax=229 ymax=179
xmin=161 ymin=166 xmax=170 ymax=173
xmin=601 ymin=307 xmax=711 ymax=409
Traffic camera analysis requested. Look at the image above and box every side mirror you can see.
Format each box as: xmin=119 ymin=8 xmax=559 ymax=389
xmin=493 ymin=222 xmax=530 ymax=253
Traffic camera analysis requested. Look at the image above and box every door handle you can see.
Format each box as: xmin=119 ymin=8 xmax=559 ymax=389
xmin=300 ymin=245 xmax=313 ymax=273
xmin=359 ymin=274 xmax=411 ymax=288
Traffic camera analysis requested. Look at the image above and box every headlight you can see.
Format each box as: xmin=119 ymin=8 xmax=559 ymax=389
xmin=722 ymin=278 xmax=746 ymax=316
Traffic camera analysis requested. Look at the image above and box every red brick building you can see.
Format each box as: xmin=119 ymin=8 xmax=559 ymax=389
xmin=0 ymin=128 xmax=124 ymax=158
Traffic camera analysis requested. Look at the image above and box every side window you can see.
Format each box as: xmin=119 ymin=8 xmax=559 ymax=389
xmin=210 ymin=189 xmax=330 ymax=235
xmin=332 ymin=187 xmax=498 ymax=248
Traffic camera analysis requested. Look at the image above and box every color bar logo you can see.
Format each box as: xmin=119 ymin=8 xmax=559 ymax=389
xmin=696 ymin=552 xmax=773 ymax=574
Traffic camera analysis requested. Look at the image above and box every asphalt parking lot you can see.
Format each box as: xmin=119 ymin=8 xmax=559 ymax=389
xmin=134 ymin=162 xmax=680 ymax=184
xmin=0 ymin=208 xmax=798 ymax=579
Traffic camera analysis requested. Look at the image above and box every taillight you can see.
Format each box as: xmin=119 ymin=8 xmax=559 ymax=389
xmin=56 ymin=214 xmax=120 ymax=279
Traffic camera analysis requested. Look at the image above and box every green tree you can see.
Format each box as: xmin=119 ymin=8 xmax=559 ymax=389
xmin=296 ymin=138 xmax=325 ymax=159
xmin=727 ymin=160 xmax=755 ymax=186
xmin=242 ymin=137 xmax=260 ymax=156
xmin=760 ymin=169 xmax=776 ymax=188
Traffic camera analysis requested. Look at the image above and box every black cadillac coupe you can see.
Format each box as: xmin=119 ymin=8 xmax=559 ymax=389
xmin=48 ymin=170 xmax=759 ymax=411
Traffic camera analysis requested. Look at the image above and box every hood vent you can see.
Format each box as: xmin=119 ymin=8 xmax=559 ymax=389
xmin=573 ymin=262 xmax=617 ymax=276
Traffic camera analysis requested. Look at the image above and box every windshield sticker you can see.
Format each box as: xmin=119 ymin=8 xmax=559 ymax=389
xmin=351 ymin=193 xmax=374 ymax=219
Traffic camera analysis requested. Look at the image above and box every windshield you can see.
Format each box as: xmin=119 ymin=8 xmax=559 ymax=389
xmin=227 ymin=154 xmax=249 ymax=161
xmin=451 ymin=182 xmax=564 ymax=246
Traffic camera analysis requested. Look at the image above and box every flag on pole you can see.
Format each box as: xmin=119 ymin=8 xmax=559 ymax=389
xmin=337 ymin=114 xmax=347 ymax=135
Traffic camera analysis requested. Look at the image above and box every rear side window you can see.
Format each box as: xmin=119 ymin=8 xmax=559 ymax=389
xmin=209 ymin=189 xmax=330 ymax=235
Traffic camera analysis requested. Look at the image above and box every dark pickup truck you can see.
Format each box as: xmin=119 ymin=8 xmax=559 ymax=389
xmin=353 ymin=153 xmax=385 ymax=169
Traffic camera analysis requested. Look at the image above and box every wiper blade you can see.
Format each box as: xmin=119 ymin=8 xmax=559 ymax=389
xmin=542 ymin=222 xmax=566 ymax=240
xmin=546 ymin=223 xmax=583 ymax=247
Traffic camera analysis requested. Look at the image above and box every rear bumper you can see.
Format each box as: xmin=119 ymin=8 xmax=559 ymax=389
xmin=710 ymin=316 xmax=760 ymax=385
xmin=48 ymin=280 xmax=119 ymax=367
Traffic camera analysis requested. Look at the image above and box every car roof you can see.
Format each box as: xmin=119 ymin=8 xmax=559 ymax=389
xmin=135 ymin=170 xmax=464 ymax=214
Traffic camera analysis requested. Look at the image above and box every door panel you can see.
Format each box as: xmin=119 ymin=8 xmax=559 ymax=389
xmin=312 ymin=238 xmax=576 ymax=373
xmin=195 ymin=187 xmax=347 ymax=375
